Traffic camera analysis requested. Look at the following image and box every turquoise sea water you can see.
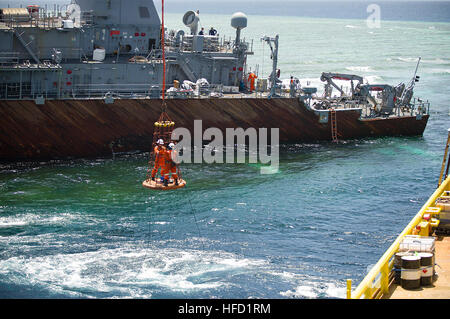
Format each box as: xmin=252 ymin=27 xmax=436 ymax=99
xmin=0 ymin=6 xmax=450 ymax=298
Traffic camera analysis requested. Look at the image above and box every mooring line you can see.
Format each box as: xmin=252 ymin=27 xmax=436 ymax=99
xmin=186 ymin=192 xmax=205 ymax=251
xmin=148 ymin=197 xmax=153 ymax=245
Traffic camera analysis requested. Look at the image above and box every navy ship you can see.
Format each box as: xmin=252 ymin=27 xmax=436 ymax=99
xmin=0 ymin=0 xmax=430 ymax=161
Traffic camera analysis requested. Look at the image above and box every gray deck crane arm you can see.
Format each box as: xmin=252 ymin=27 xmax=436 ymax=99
xmin=320 ymin=73 xmax=364 ymax=96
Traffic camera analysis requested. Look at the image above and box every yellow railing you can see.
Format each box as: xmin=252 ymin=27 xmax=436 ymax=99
xmin=438 ymin=129 xmax=450 ymax=187
xmin=348 ymin=175 xmax=450 ymax=299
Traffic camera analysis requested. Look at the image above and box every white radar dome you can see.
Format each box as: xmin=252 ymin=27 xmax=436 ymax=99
xmin=231 ymin=12 xmax=247 ymax=29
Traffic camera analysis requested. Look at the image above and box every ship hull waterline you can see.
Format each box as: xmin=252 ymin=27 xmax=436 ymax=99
xmin=0 ymin=98 xmax=429 ymax=161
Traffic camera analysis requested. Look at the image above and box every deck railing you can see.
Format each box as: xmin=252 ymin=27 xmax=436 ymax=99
xmin=348 ymin=174 xmax=450 ymax=299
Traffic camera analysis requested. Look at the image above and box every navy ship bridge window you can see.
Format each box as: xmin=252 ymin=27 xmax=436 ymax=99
xmin=139 ymin=7 xmax=150 ymax=19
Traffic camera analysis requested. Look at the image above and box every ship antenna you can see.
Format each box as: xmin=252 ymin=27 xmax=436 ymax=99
xmin=410 ymin=56 xmax=421 ymax=89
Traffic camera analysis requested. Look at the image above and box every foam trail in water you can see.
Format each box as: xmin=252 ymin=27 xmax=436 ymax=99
xmin=0 ymin=244 xmax=267 ymax=298
xmin=280 ymin=282 xmax=347 ymax=299
xmin=0 ymin=213 xmax=79 ymax=227
xmin=345 ymin=66 xmax=374 ymax=72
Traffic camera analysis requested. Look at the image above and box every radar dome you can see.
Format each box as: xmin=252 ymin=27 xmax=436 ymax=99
xmin=231 ymin=12 xmax=247 ymax=29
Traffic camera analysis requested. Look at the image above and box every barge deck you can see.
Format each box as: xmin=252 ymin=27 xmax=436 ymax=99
xmin=348 ymin=129 xmax=450 ymax=299
xmin=386 ymin=236 xmax=450 ymax=299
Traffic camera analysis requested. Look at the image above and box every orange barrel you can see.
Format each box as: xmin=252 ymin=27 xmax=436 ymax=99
xmin=418 ymin=253 xmax=434 ymax=286
xmin=401 ymin=255 xmax=421 ymax=289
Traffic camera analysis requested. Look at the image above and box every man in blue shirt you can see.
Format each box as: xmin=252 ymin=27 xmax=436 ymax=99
xmin=209 ymin=27 xmax=217 ymax=36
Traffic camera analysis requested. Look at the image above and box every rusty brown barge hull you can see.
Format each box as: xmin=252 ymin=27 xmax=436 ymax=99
xmin=0 ymin=98 xmax=429 ymax=161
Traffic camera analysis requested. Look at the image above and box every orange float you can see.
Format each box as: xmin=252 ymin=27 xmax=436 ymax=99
xmin=142 ymin=178 xmax=186 ymax=190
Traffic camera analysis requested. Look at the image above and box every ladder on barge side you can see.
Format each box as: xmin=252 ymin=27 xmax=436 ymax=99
xmin=330 ymin=108 xmax=338 ymax=143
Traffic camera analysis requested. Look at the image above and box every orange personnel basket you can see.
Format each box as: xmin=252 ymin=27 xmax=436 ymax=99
xmin=142 ymin=0 xmax=186 ymax=191
xmin=142 ymin=112 xmax=186 ymax=191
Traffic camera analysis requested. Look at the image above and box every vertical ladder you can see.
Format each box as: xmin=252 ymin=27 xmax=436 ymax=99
xmin=438 ymin=128 xmax=450 ymax=186
xmin=330 ymin=108 xmax=338 ymax=143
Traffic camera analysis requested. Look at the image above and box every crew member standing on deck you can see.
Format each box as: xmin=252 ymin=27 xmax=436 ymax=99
xmin=248 ymin=72 xmax=257 ymax=92
xmin=290 ymin=76 xmax=296 ymax=97
xmin=209 ymin=27 xmax=217 ymax=36
xmin=151 ymin=139 xmax=166 ymax=182
xmin=199 ymin=27 xmax=205 ymax=35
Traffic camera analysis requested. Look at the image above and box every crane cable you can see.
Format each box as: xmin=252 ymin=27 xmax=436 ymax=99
xmin=161 ymin=0 xmax=167 ymax=112
xmin=146 ymin=0 xmax=181 ymax=180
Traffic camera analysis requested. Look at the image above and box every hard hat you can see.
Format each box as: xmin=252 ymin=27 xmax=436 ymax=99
xmin=168 ymin=143 xmax=175 ymax=149
xmin=157 ymin=139 xmax=164 ymax=145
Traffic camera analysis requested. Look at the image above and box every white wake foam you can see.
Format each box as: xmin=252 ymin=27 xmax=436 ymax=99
xmin=0 ymin=213 xmax=78 ymax=227
xmin=346 ymin=66 xmax=374 ymax=73
xmin=280 ymin=282 xmax=347 ymax=299
xmin=0 ymin=244 xmax=267 ymax=297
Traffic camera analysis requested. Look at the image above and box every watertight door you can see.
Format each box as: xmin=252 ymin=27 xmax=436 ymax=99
xmin=221 ymin=67 xmax=229 ymax=85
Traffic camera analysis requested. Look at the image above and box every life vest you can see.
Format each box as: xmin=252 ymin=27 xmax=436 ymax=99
xmin=248 ymin=73 xmax=257 ymax=90
xmin=154 ymin=146 xmax=167 ymax=166
xmin=167 ymin=149 xmax=177 ymax=166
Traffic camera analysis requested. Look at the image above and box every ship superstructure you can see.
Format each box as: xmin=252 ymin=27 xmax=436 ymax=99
xmin=0 ymin=0 xmax=251 ymax=101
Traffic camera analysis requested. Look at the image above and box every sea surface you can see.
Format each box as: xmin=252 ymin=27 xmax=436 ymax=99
xmin=0 ymin=1 xmax=450 ymax=299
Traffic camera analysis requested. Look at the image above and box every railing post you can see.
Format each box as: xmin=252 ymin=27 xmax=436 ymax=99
xmin=438 ymin=129 xmax=450 ymax=187
xmin=346 ymin=279 xmax=352 ymax=299
xmin=364 ymin=286 xmax=372 ymax=299
xmin=381 ymin=263 xmax=390 ymax=295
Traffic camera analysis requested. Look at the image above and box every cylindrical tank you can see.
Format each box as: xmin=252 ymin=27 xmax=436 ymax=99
xmin=401 ymin=255 xmax=421 ymax=290
xmin=418 ymin=253 xmax=434 ymax=286
xmin=394 ymin=252 xmax=411 ymax=284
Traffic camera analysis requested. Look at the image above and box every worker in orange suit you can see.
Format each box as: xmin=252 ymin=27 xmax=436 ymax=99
xmin=248 ymin=72 xmax=257 ymax=92
xmin=166 ymin=142 xmax=179 ymax=186
xmin=151 ymin=139 xmax=166 ymax=182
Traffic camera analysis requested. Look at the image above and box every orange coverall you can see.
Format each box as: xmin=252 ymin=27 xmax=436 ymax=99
xmin=248 ymin=73 xmax=257 ymax=92
xmin=151 ymin=146 xmax=167 ymax=179
xmin=164 ymin=149 xmax=178 ymax=181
